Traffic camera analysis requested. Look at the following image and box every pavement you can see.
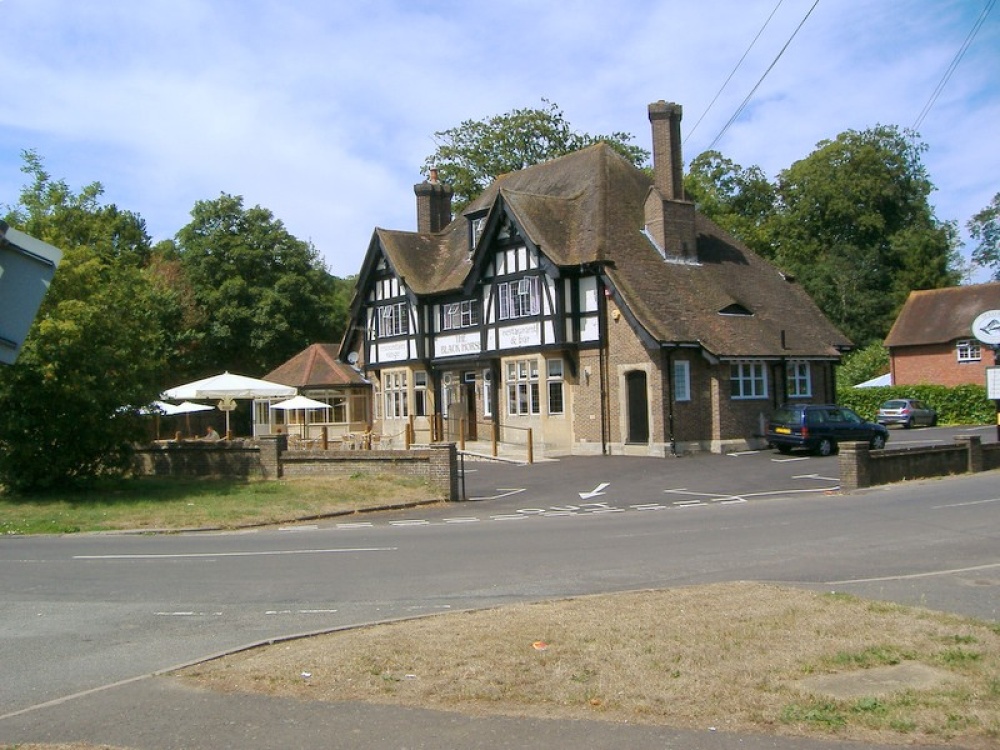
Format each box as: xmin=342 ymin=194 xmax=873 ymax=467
xmin=0 ymin=672 xmax=960 ymax=750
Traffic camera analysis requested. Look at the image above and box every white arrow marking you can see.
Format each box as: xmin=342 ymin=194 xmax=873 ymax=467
xmin=579 ymin=482 xmax=610 ymax=499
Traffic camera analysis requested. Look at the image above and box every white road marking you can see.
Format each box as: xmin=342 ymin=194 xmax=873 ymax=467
xmin=468 ymin=488 xmax=527 ymax=501
xmin=74 ymin=547 xmax=395 ymax=560
xmin=389 ymin=520 xmax=430 ymax=526
xmin=827 ymin=562 xmax=1000 ymax=585
xmin=336 ymin=522 xmax=373 ymax=529
xmin=932 ymin=497 xmax=1000 ymax=509
xmin=772 ymin=456 xmax=810 ymax=462
xmin=443 ymin=517 xmax=480 ymax=524
xmin=579 ymin=482 xmax=610 ymax=499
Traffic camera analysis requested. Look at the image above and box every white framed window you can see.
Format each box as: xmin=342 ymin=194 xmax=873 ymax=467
xmin=506 ymin=358 xmax=540 ymax=415
xmin=546 ymin=358 xmax=564 ymax=415
xmin=482 ymin=369 xmax=493 ymax=418
xmin=730 ymin=361 xmax=767 ymax=399
xmin=786 ymin=361 xmax=812 ymax=398
xmin=673 ymin=360 xmax=691 ymax=402
xmin=413 ymin=371 xmax=428 ymax=417
xmin=957 ymin=339 xmax=982 ymax=362
xmin=378 ymin=302 xmax=409 ymax=337
xmin=442 ymin=300 xmax=480 ymax=331
xmin=498 ymin=276 xmax=540 ymax=320
xmin=383 ymin=371 xmax=408 ymax=419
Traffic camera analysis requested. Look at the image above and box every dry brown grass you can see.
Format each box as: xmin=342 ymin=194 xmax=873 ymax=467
xmin=178 ymin=582 xmax=1000 ymax=747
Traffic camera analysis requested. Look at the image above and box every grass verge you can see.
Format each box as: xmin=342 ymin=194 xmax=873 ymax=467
xmin=0 ymin=474 xmax=441 ymax=534
xmin=178 ymin=582 xmax=1000 ymax=747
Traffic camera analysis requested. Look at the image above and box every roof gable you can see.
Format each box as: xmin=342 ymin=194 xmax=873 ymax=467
xmin=264 ymin=343 xmax=369 ymax=388
xmin=348 ymin=141 xmax=850 ymax=359
xmin=885 ymin=283 xmax=1000 ymax=347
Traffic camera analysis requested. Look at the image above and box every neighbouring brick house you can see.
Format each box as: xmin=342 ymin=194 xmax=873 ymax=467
xmin=339 ymin=100 xmax=851 ymax=456
xmin=884 ymin=283 xmax=1000 ymax=387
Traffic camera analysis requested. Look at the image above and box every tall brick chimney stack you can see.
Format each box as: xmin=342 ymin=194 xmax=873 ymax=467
xmin=645 ymin=100 xmax=696 ymax=262
xmin=648 ymin=101 xmax=685 ymax=200
xmin=414 ymin=168 xmax=454 ymax=233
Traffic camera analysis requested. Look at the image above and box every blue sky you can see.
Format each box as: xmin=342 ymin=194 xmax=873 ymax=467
xmin=1 ymin=0 xmax=997 ymax=280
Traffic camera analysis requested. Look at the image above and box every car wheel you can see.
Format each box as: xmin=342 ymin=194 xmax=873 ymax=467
xmin=816 ymin=438 xmax=835 ymax=457
xmin=903 ymin=418 xmax=913 ymax=429
xmin=930 ymin=415 xmax=938 ymax=427
xmin=870 ymin=433 xmax=886 ymax=450
xmin=776 ymin=444 xmax=793 ymax=455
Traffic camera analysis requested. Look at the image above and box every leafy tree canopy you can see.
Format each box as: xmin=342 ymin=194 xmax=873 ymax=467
xmin=422 ymin=99 xmax=649 ymax=213
xmin=684 ymin=150 xmax=777 ymax=259
xmin=969 ymin=192 xmax=1000 ymax=279
xmin=0 ymin=152 xmax=181 ymax=491
xmin=688 ymin=126 xmax=960 ymax=347
xmin=172 ymin=193 xmax=347 ymax=376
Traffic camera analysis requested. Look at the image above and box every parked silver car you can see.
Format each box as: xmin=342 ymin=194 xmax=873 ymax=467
xmin=877 ymin=399 xmax=938 ymax=428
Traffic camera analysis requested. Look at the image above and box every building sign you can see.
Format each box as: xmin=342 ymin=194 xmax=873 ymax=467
xmin=987 ymin=367 xmax=1000 ymax=400
xmin=377 ymin=340 xmax=409 ymax=363
xmin=435 ymin=332 xmax=482 ymax=358
xmin=498 ymin=322 xmax=541 ymax=349
xmin=972 ymin=310 xmax=1000 ymax=346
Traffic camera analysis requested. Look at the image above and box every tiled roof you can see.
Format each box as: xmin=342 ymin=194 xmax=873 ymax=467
xmin=264 ymin=343 xmax=369 ymax=388
xmin=884 ymin=283 xmax=1000 ymax=347
xmin=375 ymin=143 xmax=851 ymax=358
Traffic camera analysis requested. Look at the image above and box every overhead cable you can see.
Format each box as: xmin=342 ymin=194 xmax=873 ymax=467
xmin=685 ymin=0 xmax=786 ymax=145
xmin=912 ymin=0 xmax=996 ymax=130
xmin=707 ymin=0 xmax=820 ymax=153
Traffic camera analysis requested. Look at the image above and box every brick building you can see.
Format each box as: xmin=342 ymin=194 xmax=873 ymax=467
xmin=339 ymin=100 xmax=851 ymax=456
xmin=885 ymin=283 xmax=1000 ymax=387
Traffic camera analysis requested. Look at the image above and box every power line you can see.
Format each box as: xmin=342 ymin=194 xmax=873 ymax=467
xmin=685 ymin=0 xmax=786 ymax=145
xmin=707 ymin=0 xmax=820 ymax=153
xmin=912 ymin=0 xmax=996 ymax=131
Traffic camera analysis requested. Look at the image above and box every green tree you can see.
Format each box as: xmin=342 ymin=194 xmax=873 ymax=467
xmin=837 ymin=341 xmax=890 ymax=387
xmin=684 ymin=150 xmax=777 ymax=258
xmin=0 ymin=152 xmax=180 ymax=491
xmin=768 ymin=125 xmax=959 ymax=346
xmin=969 ymin=192 xmax=1000 ymax=279
xmin=174 ymin=193 xmax=344 ymax=375
xmin=422 ymin=100 xmax=649 ymax=213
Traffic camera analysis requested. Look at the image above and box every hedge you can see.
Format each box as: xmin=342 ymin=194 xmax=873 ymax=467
xmin=835 ymin=383 xmax=996 ymax=425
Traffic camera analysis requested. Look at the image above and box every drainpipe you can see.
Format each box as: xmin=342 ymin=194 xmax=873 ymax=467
xmin=598 ymin=276 xmax=610 ymax=455
xmin=663 ymin=346 xmax=677 ymax=456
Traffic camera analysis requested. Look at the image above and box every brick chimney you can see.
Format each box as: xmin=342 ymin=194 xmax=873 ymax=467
xmin=414 ymin=168 xmax=454 ymax=233
xmin=645 ymin=101 xmax=697 ymax=262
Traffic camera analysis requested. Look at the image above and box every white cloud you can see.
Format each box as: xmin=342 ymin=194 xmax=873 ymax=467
xmin=1 ymin=0 xmax=997 ymax=279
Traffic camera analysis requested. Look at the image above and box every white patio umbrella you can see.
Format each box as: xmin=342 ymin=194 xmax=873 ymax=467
xmin=270 ymin=395 xmax=331 ymax=438
xmin=162 ymin=371 xmax=295 ymax=435
xmin=146 ymin=400 xmax=216 ymax=438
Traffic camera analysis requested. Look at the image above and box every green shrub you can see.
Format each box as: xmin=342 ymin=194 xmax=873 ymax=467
xmin=836 ymin=383 xmax=996 ymax=425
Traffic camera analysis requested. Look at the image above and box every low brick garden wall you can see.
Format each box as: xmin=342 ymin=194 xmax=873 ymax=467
xmin=132 ymin=435 xmax=460 ymax=501
xmin=839 ymin=435 xmax=1000 ymax=490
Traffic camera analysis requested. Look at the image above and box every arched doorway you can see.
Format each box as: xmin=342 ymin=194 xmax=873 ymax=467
xmin=626 ymin=370 xmax=649 ymax=443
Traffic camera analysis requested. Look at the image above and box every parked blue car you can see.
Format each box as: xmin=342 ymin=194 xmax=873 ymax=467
xmin=766 ymin=404 xmax=889 ymax=456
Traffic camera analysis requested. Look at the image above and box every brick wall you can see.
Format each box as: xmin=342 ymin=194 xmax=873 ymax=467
xmin=892 ymin=343 xmax=993 ymax=387
xmin=133 ymin=440 xmax=460 ymax=501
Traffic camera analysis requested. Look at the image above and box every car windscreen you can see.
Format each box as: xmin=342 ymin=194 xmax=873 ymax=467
xmin=881 ymin=400 xmax=907 ymax=409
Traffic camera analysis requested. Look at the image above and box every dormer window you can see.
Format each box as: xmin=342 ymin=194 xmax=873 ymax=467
xmin=469 ymin=213 xmax=488 ymax=250
xmin=719 ymin=303 xmax=752 ymax=317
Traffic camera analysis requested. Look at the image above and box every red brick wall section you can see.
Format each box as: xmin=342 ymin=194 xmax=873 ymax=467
xmin=891 ymin=343 xmax=993 ymax=387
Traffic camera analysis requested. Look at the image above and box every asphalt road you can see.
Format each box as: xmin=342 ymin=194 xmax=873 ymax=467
xmin=2 ymin=428 xmax=998 ymax=725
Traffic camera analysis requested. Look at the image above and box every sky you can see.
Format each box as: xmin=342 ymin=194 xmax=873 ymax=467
xmin=1 ymin=0 xmax=997 ymax=281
